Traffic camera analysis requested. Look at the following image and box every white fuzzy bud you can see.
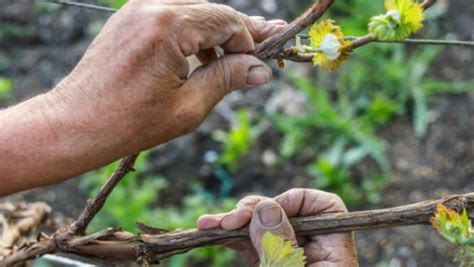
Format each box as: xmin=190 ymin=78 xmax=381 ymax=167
xmin=319 ymin=33 xmax=341 ymax=60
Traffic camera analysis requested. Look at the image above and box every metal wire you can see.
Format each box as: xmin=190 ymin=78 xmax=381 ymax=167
xmin=298 ymin=34 xmax=474 ymax=48
xmin=42 ymin=1 xmax=474 ymax=48
xmin=42 ymin=0 xmax=117 ymax=13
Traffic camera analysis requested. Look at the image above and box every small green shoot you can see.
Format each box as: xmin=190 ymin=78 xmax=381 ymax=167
xmin=432 ymin=204 xmax=474 ymax=266
xmin=260 ymin=232 xmax=306 ymax=267
xmin=369 ymin=0 xmax=424 ymax=41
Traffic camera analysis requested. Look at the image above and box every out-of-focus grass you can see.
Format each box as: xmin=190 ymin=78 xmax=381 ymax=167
xmin=269 ymin=0 xmax=474 ymax=206
xmin=213 ymin=109 xmax=255 ymax=173
xmin=0 ymin=77 xmax=13 ymax=101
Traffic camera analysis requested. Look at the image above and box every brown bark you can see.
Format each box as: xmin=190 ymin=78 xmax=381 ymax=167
xmin=68 ymin=154 xmax=139 ymax=235
xmin=255 ymin=0 xmax=335 ymax=60
xmin=2 ymin=193 xmax=473 ymax=265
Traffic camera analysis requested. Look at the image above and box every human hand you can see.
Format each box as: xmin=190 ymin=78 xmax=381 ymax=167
xmin=48 ymin=0 xmax=285 ymax=153
xmin=0 ymin=0 xmax=287 ymax=194
xmin=198 ymin=189 xmax=358 ymax=266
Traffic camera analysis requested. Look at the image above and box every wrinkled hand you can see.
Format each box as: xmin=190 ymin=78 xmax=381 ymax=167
xmin=198 ymin=189 xmax=358 ymax=266
xmin=51 ymin=0 xmax=285 ymax=153
xmin=3 ymin=0 xmax=287 ymax=193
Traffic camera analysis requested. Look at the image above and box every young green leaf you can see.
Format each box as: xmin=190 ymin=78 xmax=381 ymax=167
xmin=431 ymin=204 xmax=474 ymax=266
xmin=368 ymin=0 xmax=424 ymax=41
xmin=260 ymin=231 xmax=306 ymax=267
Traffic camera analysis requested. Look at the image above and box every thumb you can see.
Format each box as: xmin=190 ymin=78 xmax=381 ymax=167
xmin=249 ymin=199 xmax=297 ymax=258
xmin=182 ymin=54 xmax=272 ymax=113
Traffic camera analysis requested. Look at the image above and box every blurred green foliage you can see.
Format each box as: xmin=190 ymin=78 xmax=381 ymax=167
xmin=0 ymin=24 xmax=35 ymax=40
xmin=272 ymin=0 xmax=474 ymax=206
xmin=0 ymin=59 xmax=9 ymax=72
xmin=99 ymin=0 xmax=128 ymax=9
xmin=214 ymin=109 xmax=255 ymax=172
xmin=273 ymin=74 xmax=389 ymax=205
xmin=109 ymin=0 xmax=128 ymax=9
xmin=329 ymin=0 xmax=383 ymax=35
xmin=80 ymin=152 xmax=239 ymax=266
xmin=0 ymin=77 xmax=13 ymax=101
xmin=34 ymin=2 xmax=60 ymax=14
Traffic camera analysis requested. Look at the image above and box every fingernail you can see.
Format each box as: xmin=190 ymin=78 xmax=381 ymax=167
xmin=257 ymin=203 xmax=282 ymax=227
xmin=247 ymin=66 xmax=271 ymax=86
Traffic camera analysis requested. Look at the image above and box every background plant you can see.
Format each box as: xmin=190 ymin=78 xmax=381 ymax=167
xmin=0 ymin=77 xmax=13 ymax=102
xmin=214 ymin=109 xmax=256 ymax=173
xmin=267 ymin=0 xmax=474 ymax=206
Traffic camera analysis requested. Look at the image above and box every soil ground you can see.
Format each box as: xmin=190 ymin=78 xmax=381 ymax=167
xmin=1 ymin=0 xmax=473 ymax=266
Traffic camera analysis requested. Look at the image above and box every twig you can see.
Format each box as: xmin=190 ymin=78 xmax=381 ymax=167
xmin=42 ymin=0 xmax=117 ymax=13
xmin=255 ymin=0 xmax=335 ymax=60
xmin=135 ymin=222 xmax=168 ymax=235
xmin=2 ymin=193 xmax=473 ymax=265
xmin=420 ymin=0 xmax=437 ymax=9
xmin=353 ymin=38 xmax=474 ymax=47
xmin=67 ymin=154 xmax=139 ymax=235
xmin=285 ymin=0 xmax=443 ymax=62
xmin=297 ymin=35 xmax=474 ymax=48
xmin=285 ymin=36 xmax=474 ymax=62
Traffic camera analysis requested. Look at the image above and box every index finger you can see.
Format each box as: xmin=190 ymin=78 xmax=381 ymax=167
xmin=178 ymin=4 xmax=286 ymax=56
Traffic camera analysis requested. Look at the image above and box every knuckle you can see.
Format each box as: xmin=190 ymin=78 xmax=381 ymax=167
xmin=281 ymin=188 xmax=303 ymax=203
xmin=152 ymin=6 xmax=177 ymax=26
xmin=286 ymin=188 xmax=303 ymax=196
xmin=214 ymin=59 xmax=233 ymax=94
xmin=328 ymin=193 xmax=347 ymax=212
xmin=238 ymin=195 xmax=262 ymax=206
xmin=256 ymin=198 xmax=278 ymax=208
xmin=119 ymin=5 xmax=176 ymax=44
xmin=204 ymin=3 xmax=243 ymax=29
